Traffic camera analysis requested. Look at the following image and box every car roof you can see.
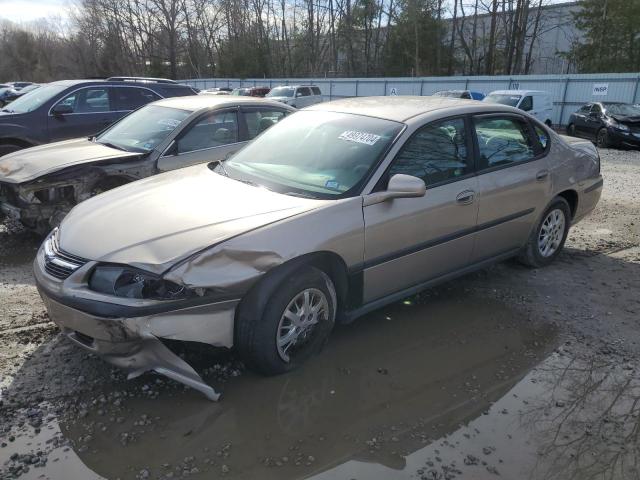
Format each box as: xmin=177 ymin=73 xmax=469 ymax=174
xmin=306 ymin=96 xmax=514 ymax=123
xmin=46 ymin=79 xmax=193 ymax=89
xmin=152 ymin=95 xmax=293 ymax=112
xmin=489 ymin=90 xmax=547 ymax=96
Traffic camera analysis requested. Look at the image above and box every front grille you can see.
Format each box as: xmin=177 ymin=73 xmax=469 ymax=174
xmin=43 ymin=229 xmax=88 ymax=280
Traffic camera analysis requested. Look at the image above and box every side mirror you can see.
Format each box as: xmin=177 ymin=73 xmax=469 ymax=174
xmin=52 ymin=103 xmax=73 ymax=115
xmin=363 ymin=174 xmax=426 ymax=206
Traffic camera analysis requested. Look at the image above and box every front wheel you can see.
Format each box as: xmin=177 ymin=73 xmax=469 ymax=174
xmin=566 ymin=123 xmax=576 ymax=136
xmin=596 ymin=128 xmax=610 ymax=148
xmin=519 ymin=198 xmax=571 ymax=268
xmin=235 ymin=266 xmax=336 ymax=375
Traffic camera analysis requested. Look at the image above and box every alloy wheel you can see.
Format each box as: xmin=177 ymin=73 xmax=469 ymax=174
xmin=276 ymin=288 xmax=329 ymax=362
xmin=538 ymin=209 xmax=566 ymax=257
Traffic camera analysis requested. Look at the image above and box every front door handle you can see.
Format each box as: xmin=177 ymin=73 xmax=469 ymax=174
xmin=456 ymin=190 xmax=475 ymax=205
xmin=536 ymin=170 xmax=549 ymax=181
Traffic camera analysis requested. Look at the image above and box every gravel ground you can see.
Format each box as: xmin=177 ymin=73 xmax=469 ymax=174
xmin=0 ymin=147 xmax=639 ymax=480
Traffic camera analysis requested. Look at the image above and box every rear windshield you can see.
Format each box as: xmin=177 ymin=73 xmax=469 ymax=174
xmin=484 ymin=94 xmax=522 ymax=107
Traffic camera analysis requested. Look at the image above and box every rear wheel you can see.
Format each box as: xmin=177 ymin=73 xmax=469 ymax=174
xmin=519 ymin=197 xmax=571 ymax=268
xmin=235 ymin=266 xmax=336 ymax=375
xmin=596 ymin=128 xmax=610 ymax=148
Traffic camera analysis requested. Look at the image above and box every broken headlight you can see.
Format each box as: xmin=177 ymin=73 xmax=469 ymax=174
xmin=89 ymin=265 xmax=199 ymax=300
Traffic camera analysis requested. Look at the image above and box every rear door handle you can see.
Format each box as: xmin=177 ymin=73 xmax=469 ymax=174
xmin=456 ymin=190 xmax=475 ymax=205
xmin=536 ymin=170 xmax=549 ymax=181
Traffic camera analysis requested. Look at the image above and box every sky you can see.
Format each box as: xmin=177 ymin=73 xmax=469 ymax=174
xmin=0 ymin=0 xmax=576 ymax=24
xmin=0 ymin=0 xmax=68 ymax=23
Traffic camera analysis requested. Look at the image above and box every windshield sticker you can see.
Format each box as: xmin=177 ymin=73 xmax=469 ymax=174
xmin=158 ymin=118 xmax=181 ymax=130
xmin=325 ymin=180 xmax=340 ymax=190
xmin=339 ymin=130 xmax=381 ymax=146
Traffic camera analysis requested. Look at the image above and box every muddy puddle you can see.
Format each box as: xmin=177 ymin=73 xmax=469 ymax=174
xmin=2 ymin=293 xmax=638 ymax=479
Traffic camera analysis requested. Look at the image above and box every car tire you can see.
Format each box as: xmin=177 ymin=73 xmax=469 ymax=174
xmin=235 ymin=266 xmax=336 ymax=376
xmin=567 ymin=123 xmax=576 ymax=136
xmin=518 ymin=197 xmax=571 ymax=268
xmin=596 ymin=128 xmax=610 ymax=148
xmin=0 ymin=143 xmax=22 ymax=157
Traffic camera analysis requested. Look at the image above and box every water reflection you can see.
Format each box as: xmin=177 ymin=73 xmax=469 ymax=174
xmin=56 ymin=295 xmax=555 ymax=479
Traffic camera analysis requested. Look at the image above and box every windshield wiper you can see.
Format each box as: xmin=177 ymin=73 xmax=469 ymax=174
xmin=283 ymin=191 xmax=317 ymax=199
xmin=96 ymin=140 xmax=126 ymax=151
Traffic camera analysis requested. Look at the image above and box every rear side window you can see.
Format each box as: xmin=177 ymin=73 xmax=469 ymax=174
xmin=474 ymin=116 xmax=536 ymax=169
xmin=244 ymin=109 xmax=288 ymax=140
xmin=311 ymin=86 xmax=321 ymax=96
xmin=177 ymin=111 xmax=238 ymax=154
xmin=57 ymin=87 xmax=111 ymax=113
xmin=388 ymin=118 xmax=471 ymax=186
xmin=113 ymin=87 xmax=161 ymax=110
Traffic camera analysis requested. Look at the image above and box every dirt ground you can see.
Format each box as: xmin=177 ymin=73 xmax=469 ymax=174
xmin=0 ymin=147 xmax=639 ymax=480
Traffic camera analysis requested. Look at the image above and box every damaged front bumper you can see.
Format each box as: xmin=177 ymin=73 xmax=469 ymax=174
xmin=0 ymin=181 xmax=70 ymax=230
xmin=34 ymin=248 xmax=239 ymax=401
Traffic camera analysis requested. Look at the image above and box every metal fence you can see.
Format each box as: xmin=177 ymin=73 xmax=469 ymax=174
xmin=182 ymin=73 xmax=640 ymax=126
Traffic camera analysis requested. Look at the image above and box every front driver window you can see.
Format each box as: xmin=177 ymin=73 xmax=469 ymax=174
xmin=474 ymin=116 xmax=536 ymax=169
xmin=388 ymin=118 xmax=471 ymax=186
xmin=177 ymin=111 xmax=238 ymax=154
xmin=57 ymin=87 xmax=111 ymax=113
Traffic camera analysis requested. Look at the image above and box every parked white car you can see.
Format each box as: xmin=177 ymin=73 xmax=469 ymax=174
xmin=484 ymin=90 xmax=553 ymax=126
xmin=266 ymin=85 xmax=323 ymax=108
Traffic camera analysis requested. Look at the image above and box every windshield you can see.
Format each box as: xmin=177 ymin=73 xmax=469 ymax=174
xmin=267 ymin=87 xmax=295 ymax=98
xmin=484 ymin=94 xmax=522 ymax=107
xmin=220 ymin=111 xmax=403 ymax=198
xmin=2 ymin=83 xmax=67 ymax=113
xmin=604 ymin=103 xmax=640 ymax=117
xmin=96 ymin=105 xmax=190 ymax=153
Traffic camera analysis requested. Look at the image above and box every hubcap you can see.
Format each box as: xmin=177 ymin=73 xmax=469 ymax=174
xmin=538 ymin=209 xmax=565 ymax=257
xmin=276 ymin=288 xmax=329 ymax=362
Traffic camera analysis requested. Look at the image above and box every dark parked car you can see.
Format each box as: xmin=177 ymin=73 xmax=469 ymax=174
xmin=0 ymin=84 xmax=41 ymax=106
xmin=0 ymin=76 xmax=197 ymax=156
xmin=230 ymin=86 xmax=271 ymax=97
xmin=6 ymin=81 xmax=34 ymax=90
xmin=567 ymin=102 xmax=640 ymax=148
xmin=433 ymin=90 xmax=485 ymax=100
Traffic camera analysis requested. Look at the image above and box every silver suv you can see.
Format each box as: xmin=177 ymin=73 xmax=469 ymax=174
xmin=266 ymin=85 xmax=323 ymax=108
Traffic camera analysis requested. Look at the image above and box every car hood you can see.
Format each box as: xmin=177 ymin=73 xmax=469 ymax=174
xmin=610 ymin=114 xmax=640 ymax=124
xmin=58 ymin=164 xmax=328 ymax=272
xmin=0 ymin=138 xmax=143 ymax=184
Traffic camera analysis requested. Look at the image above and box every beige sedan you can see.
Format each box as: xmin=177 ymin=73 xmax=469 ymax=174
xmin=34 ymin=97 xmax=603 ymax=400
